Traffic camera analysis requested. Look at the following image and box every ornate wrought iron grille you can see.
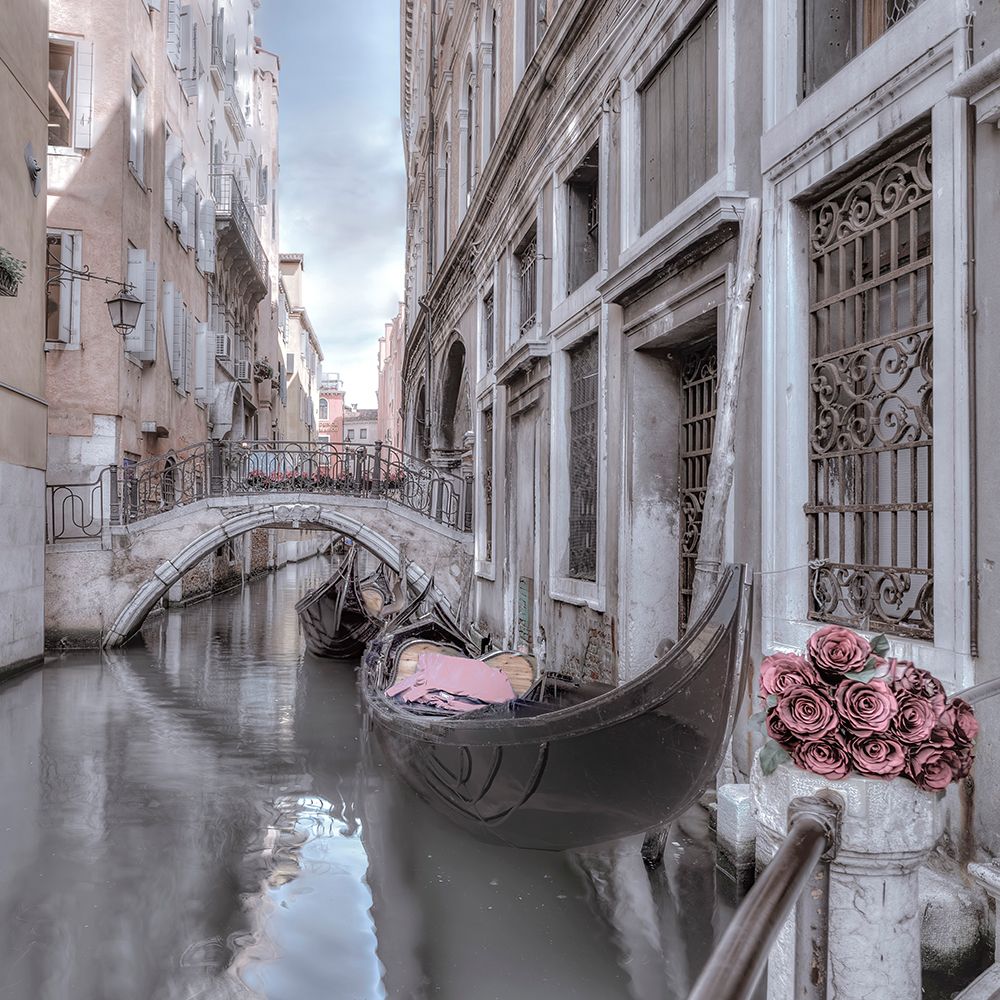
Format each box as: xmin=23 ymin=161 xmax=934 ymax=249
xmin=679 ymin=340 xmax=719 ymax=633
xmin=483 ymin=290 xmax=495 ymax=372
xmin=568 ymin=335 xmax=599 ymax=581
xmin=483 ymin=407 xmax=494 ymax=561
xmin=806 ymin=135 xmax=933 ymax=639
xmin=518 ymin=230 xmax=537 ymax=336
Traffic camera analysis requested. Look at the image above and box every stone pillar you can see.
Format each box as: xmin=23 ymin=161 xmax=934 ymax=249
xmin=752 ymin=755 xmax=943 ymax=1000
xmin=955 ymin=862 xmax=1000 ymax=999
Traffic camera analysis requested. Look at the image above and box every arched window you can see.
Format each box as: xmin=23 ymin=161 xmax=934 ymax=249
xmin=490 ymin=8 xmax=499 ymax=148
xmin=319 ymin=397 xmax=329 ymax=420
xmin=464 ymin=57 xmax=475 ymax=205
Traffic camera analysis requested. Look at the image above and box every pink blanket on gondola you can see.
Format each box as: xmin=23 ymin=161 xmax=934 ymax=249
xmin=386 ymin=652 xmax=515 ymax=713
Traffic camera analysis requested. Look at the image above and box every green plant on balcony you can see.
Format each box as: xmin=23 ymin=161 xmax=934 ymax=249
xmin=0 ymin=248 xmax=27 ymax=297
xmin=253 ymin=357 xmax=275 ymax=383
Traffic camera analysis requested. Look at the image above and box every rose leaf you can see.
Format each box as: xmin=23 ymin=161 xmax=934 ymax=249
xmin=749 ymin=710 xmax=767 ymax=728
xmin=871 ymin=634 xmax=890 ymax=656
xmin=760 ymin=740 xmax=791 ymax=776
xmin=845 ymin=666 xmax=878 ymax=684
xmin=766 ymin=694 xmax=779 ymax=708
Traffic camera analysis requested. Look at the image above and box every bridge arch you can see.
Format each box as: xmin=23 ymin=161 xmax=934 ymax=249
xmin=101 ymin=499 xmax=466 ymax=648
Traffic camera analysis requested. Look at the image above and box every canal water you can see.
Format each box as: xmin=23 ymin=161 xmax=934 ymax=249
xmin=0 ymin=558 xmax=738 ymax=1000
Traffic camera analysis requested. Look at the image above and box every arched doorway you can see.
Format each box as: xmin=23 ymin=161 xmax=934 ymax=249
xmin=438 ymin=339 xmax=470 ymax=456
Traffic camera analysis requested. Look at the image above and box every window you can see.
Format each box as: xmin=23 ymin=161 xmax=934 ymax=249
xmin=482 ymin=407 xmax=494 ymax=561
xmin=164 ymin=127 xmax=182 ymax=226
xmin=483 ymin=288 xmax=495 ymax=372
xmin=803 ymin=0 xmax=928 ymax=96
xmin=464 ymin=59 xmax=475 ymax=205
xmin=129 ymin=66 xmax=146 ymax=181
xmin=523 ymin=0 xmax=547 ymax=63
xmin=319 ymin=435 xmax=330 ymax=443
xmin=347 ymin=429 xmax=355 ymax=441
xmin=640 ymin=6 xmax=718 ymax=232
xmin=515 ymin=225 xmax=538 ymax=338
xmin=568 ymin=334 xmax=599 ymax=581
xmin=319 ymin=398 xmax=329 ymax=420
xmin=806 ymin=135 xmax=933 ymax=639
xmin=566 ymin=143 xmax=600 ymax=293
xmin=124 ymin=245 xmax=158 ymax=361
xmin=45 ymin=231 xmax=82 ymax=345
xmin=48 ymin=37 xmax=93 ymax=150
xmin=360 ymin=428 xmax=368 ymax=440
xmin=489 ymin=9 xmax=499 ymax=148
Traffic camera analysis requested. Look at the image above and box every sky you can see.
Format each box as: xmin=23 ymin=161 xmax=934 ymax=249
xmin=256 ymin=0 xmax=405 ymax=409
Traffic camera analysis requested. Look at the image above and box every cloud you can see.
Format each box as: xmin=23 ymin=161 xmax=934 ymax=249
xmin=257 ymin=0 xmax=405 ymax=408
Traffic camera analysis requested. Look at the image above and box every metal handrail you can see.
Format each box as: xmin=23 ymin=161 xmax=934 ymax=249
xmin=212 ymin=173 xmax=266 ymax=287
xmin=688 ymin=791 xmax=844 ymax=1000
xmin=956 ymin=677 xmax=1000 ymax=705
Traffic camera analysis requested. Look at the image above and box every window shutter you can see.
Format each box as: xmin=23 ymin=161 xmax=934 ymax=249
xmin=167 ymin=0 xmax=182 ymax=67
xmin=162 ymin=280 xmax=175 ymax=371
xmin=143 ymin=260 xmax=158 ymax=361
xmin=279 ymin=361 xmax=287 ymax=404
xmin=286 ymin=351 xmax=295 ymax=375
xmin=182 ymin=173 xmax=196 ymax=249
xmin=203 ymin=323 xmax=216 ymax=396
xmin=197 ymin=195 xmax=216 ymax=272
xmin=75 ymin=42 xmax=95 ymax=149
xmin=171 ymin=291 xmax=184 ymax=385
xmin=184 ymin=308 xmax=194 ymax=393
xmin=194 ymin=322 xmax=207 ymax=400
xmin=53 ymin=235 xmax=75 ymax=344
xmin=124 ymin=248 xmax=147 ymax=356
xmin=164 ymin=134 xmax=182 ymax=224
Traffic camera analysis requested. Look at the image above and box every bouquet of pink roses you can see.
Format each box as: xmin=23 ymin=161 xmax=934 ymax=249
xmin=755 ymin=625 xmax=978 ymax=791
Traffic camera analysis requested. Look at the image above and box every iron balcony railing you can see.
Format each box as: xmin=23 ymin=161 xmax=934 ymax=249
xmin=688 ymin=790 xmax=844 ymax=1000
xmin=46 ymin=472 xmax=110 ymax=543
xmin=213 ymin=173 xmax=267 ymax=290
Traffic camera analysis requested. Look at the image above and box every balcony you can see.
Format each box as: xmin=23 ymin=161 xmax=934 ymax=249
xmin=213 ymin=173 xmax=268 ymax=303
xmin=224 ymin=79 xmax=246 ymax=140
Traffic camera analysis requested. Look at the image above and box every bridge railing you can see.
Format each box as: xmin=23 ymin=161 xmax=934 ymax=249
xmin=110 ymin=439 xmax=473 ymax=532
xmin=46 ymin=471 xmax=110 ymax=543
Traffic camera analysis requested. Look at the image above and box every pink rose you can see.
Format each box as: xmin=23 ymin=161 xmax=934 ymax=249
xmin=760 ymin=652 xmax=823 ymax=701
xmin=895 ymin=664 xmax=946 ymax=714
xmin=835 ymin=679 xmax=898 ymax=735
xmin=792 ymin=735 xmax=851 ymax=780
xmin=807 ymin=625 xmax=872 ymax=678
xmin=776 ymin=686 xmax=838 ymax=739
xmin=951 ymin=746 xmax=975 ymax=781
xmin=891 ymin=692 xmax=938 ymax=744
xmin=766 ymin=709 xmax=796 ymax=750
xmin=906 ymin=745 xmax=958 ymax=791
xmin=939 ymin=697 xmax=979 ymax=748
xmin=848 ymin=735 xmax=906 ymax=778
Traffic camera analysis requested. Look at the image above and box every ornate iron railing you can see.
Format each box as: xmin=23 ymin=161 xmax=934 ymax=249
xmin=47 ymin=472 xmax=109 ymax=543
xmin=112 ymin=440 xmax=473 ymax=532
xmin=213 ymin=173 xmax=266 ymax=289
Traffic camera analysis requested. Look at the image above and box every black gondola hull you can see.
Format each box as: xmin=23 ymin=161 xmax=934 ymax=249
xmin=364 ymin=565 xmax=752 ymax=851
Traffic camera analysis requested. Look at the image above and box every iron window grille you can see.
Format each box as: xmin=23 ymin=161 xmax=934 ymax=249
xmin=483 ymin=290 xmax=495 ymax=371
xmin=483 ymin=407 xmax=494 ymax=561
xmin=517 ymin=229 xmax=538 ymax=337
xmin=806 ymin=134 xmax=933 ymax=640
xmin=679 ymin=340 xmax=719 ymax=633
xmin=568 ymin=335 xmax=599 ymax=582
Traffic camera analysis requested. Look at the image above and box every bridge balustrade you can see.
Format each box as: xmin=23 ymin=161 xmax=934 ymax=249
xmin=46 ymin=440 xmax=473 ymax=542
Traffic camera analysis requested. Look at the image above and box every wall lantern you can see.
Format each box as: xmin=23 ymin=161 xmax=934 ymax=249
xmin=105 ymin=290 xmax=144 ymax=336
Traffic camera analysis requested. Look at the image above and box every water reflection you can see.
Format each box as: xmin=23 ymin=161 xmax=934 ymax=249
xmin=0 ymin=557 xmax=731 ymax=1000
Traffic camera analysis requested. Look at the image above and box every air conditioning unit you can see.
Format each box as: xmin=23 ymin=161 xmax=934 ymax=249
xmin=234 ymin=359 xmax=252 ymax=383
xmin=215 ymin=333 xmax=232 ymax=358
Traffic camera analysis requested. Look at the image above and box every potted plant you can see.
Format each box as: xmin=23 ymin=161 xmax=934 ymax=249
xmin=0 ymin=248 xmax=26 ymax=297
xmin=253 ymin=357 xmax=274 ymax=383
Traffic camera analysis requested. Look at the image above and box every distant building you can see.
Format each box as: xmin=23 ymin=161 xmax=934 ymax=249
xmin=0 ymin=0 xmax=48 ymax=675
xmin=377 ymin=303 xmax=405 ymax=449
xmin=278 ymin=254 xmax=323 ymax=441
xmin=343 ymin=404 xmax=378 ymax=446
xmin=318 ymin=371 xmax=345 ymax=445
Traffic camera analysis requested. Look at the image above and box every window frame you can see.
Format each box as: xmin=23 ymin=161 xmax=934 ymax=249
xmin=129 ymin=62 xmax=148 ymax=184
xmin=549 ymin=322 xmax=606 ymax=609
xmin=45 ymin=229 xmax=83 ymax=349
xmin=510 ymin=220 xmax=539 ymax=347
xmin=48 ymin=35 xmax=94 ymax=153
xmin=475 ymin=389 xmax=499 ymax=580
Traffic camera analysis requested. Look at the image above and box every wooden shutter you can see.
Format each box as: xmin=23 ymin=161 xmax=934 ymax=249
xmin=53 ymin=234 xmax=75 ymax=344
xmin=167 ymin=0 xmax=182 ymax=67
xmin=182 ymin=173 xmax=196 ymax=249
xmin=162 ymin=280 xmax=175 ymax=373
xmin=198 ymin=195 xmax=216 ymax=272
xmin=142 ymin=260 xmax=158 ymax=361
xmin=164 ymin=133 xmax=182 ymax=224
xmin=184 ymin=307 xmax=194 ymax=393
xmin=75 ymin=41 xmax=95 ymax=149
xmin=194 ymin=322 xmax=207 ymax=400
xmin=172 ymin=290 xmax=184 ymax=385
xmin=124 ymin=248 xmax=147 ymax=356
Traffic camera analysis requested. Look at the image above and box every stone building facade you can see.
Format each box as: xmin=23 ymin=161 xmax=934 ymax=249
xmin=318 ymin=371 xmax=345 ymax=445
xmin=400 ymin=0 xmax=1000 ymax=916
xmin=344 ymin=404 xmax=379 ymax=446
xmin=0 ymin=0 xmax=49 ymax=677
xmin=278 ymin=253 xmax=322 ymax=441
xmin=377 ymin=302 xmax=405 ymax=448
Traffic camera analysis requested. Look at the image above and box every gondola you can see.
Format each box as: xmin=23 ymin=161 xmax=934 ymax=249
xmin=295 ymin=548 xmax=400 ymax=659
xmin=361 ymin=564 xmax=753 ymax=851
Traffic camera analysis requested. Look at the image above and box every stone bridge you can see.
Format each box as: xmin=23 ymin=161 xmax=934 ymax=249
xmin=44 ymin=441 xmax=475 ymax=648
